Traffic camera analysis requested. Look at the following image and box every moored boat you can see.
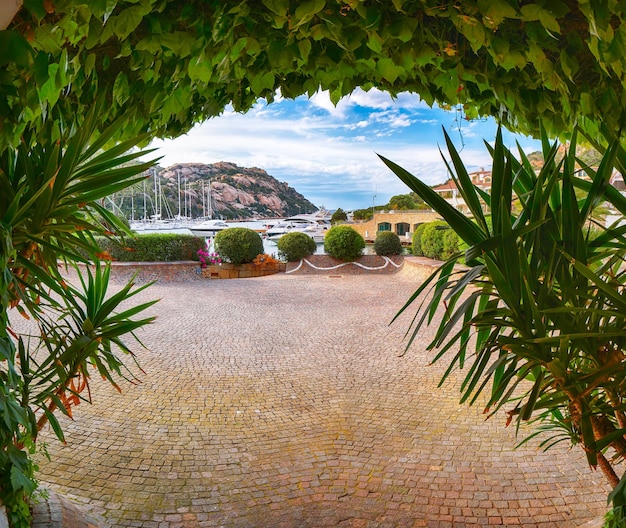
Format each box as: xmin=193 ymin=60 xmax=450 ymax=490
xmin=265 ymin=212 xmax=331 ymax=241
xmin=299 ymin=224 xmax=328 ymax=243
xmin=189 ymin=219 xmax=230 ymax=237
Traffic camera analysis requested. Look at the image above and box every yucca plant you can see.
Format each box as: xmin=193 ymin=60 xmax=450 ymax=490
xmin=0 ymin=103 xmax=158 ymax=527
xmin=380 ymin=126 xmax=626 ymax=524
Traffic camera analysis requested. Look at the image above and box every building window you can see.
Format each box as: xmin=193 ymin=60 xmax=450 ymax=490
xmin=378 ymin=222 xmax=392 ymax=232
xmin=396 ymin=222 xmax=410 ymax=236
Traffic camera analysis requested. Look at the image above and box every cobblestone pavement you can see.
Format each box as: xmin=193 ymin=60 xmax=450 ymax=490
xmin=33 ymin=266 xmax=610 ymax=527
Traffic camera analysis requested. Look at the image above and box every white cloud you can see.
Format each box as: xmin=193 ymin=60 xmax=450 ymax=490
xmin=309 ymin=88 xmax=428 ymax=116
xmin=348 ymin=89 xmax=427 ymax=111
xmin=369 ymin=110 xmax=413 ymax=129
xmin=146 ymin=94 xmax=539 ymax=210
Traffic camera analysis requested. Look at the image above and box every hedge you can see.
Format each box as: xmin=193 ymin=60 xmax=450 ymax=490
xmin=214 ymin=227 xmax=264 ymax=265
xmin=374 ymin=231 xmax=403 ymax=256
xmin=415 ymin=221 xmax=461 ymax=261
xmin=324 ymin=225 xmax=365 ymax=261
xmin=411 ymin=223 xmax=428 ymax=256
xmin=277 ymin=231 xmax=317 ymax=262
xmin=93 ymin=233 xmax=205 ymax=262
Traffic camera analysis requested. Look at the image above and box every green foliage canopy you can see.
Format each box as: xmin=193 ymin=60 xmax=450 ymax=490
xmin=388 ymin=194 xmax=417 ymax=210
xmin=331 ymin=207 xmax=348 ymax=223
xmin=352 ymin=208 xmax=374 ymax=221
xmin=5 ymin=1 xmax=626 ymax=149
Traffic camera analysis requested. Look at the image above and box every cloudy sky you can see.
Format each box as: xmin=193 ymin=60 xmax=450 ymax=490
xmin=149 ymin=89 xmax=542 ymax=211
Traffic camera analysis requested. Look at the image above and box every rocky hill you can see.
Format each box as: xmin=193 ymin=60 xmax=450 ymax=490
xmin=526 ymin=143 xmax=603 ymax=170
xmin=117 ymin=162 xmax=317 ymax=220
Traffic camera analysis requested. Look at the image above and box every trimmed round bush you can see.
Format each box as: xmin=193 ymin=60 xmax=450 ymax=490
xmin=93 ymin=233 xmax=205 ymax=262
xmin=277 ymin=231 xmax=317 ymax=262
xmin=421 ymin=221 xmax=448 ymax=260
xmin=214 ymin=227 xmax=264 ymax=265
xmin=374 ymin=231 xmax=403 ymax=256
xmin=442 ymin=228 xmax=460 ymax=259
xmin=324 ymin=225 xmax=365 ymax=261
xmin=411 ymin=223 xmax=428 ymax=256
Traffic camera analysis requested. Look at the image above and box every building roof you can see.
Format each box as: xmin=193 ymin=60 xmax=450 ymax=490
xmin=431 ymin=180 xmax=458 ymax=192
xmin=432 ymin=169 xmax=492 ymax=193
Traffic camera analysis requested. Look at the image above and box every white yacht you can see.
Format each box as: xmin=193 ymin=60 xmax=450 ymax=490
xmin=299 ymin=224 xmax=328 ymax=243
xmin=265 ymin=212 xmax=331 ymax=241
xmin=189 ymin=219 xmax=230 ymax=237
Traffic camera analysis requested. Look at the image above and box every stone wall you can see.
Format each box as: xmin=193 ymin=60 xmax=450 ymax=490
xmin=70 ymin=261 xmax=202 ymax=283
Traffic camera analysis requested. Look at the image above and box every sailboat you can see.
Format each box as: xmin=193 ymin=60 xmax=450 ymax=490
xmin=189 ymin=180 xmax=230 ymax=237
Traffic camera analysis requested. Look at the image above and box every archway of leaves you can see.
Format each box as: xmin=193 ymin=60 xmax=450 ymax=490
xmin=3 ymin=1 xmax=626 ymax=526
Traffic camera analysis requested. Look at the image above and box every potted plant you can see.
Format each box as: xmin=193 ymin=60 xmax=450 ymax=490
xmin=197 ymin=248 xmax=222 ymax=278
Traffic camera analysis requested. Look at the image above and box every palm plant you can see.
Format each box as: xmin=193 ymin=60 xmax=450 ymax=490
xmin=380 ymin=127 xmax=626 ymax=524
xmin=0 ymin=104 xmax=158 ymax=526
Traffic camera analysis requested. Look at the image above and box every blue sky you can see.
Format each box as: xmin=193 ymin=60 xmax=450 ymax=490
xmin=149 ymin=89 xmax=542 ymax=211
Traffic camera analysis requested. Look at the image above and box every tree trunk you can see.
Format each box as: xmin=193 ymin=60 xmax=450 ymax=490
xmin=597 ymin=451 xmax=620 ymax=488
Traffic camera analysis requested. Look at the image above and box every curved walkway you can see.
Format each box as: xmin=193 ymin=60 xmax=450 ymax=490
xmin=33 ymin=266 xmax=609 ymax=527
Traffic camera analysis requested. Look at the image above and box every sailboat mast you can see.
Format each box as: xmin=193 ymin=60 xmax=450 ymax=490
xmin=177 ymin=169 xmax=181 ymax=219
xmin=158 ymin=177 xmax=162 ymax=220
xmin=201 ymin=180 xmax=206 ymax=218
xmin=153 ymin=169 xmax=159 ymax=219
xmin=143 ymin=179 xmax=147 ymax=220
xmin=207 ymin=180 xmax=212 ymax=219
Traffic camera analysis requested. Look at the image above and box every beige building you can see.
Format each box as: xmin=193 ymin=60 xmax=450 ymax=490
xmin=349 ymin=169 xmax=497 ymax=242
xmin=348 ymin=168 xmax=492 ymax=242
xmin=349 ymin=210 xmax=440 ymax=242
xmin=431 ymin=167 xmax=492 ymax=214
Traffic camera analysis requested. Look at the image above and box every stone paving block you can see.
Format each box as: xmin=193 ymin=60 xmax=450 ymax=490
xmin=25 ymin=267 xmax=614 ymax=527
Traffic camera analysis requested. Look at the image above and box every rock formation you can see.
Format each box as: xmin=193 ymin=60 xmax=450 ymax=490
xmin=125 ymin=162 xmax=317 ymax=220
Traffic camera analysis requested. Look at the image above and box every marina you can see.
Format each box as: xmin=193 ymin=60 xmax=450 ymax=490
xmin=128 ymin=219 xmax=327 ymax=256
xmin=129 ymin=210 xmax=333 ymax=255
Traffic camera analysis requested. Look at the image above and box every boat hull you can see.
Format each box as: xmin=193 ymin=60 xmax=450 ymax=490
xmin=189 ymin=227 xmax=227 ymax=237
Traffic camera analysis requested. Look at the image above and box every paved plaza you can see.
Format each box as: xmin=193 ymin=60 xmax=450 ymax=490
xmin=34 ymin=265 xmax=610 ymax=527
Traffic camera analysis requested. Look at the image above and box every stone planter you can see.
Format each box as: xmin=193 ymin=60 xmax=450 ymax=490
xmin=202 ymin=262 xmax=286 ymax=279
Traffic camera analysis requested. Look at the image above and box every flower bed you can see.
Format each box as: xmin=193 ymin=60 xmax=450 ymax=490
xmin=202 ymin=261 xmax=286 ymax=279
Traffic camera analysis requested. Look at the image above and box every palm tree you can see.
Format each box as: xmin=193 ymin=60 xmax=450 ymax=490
xmin=0 ymin=103 xmax=158 ymax=526
xmin=381 ymin=127 xmax=626 ymax=524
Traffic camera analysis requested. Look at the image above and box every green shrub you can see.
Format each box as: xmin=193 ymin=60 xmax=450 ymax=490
xmin=215 ymin=227 xmax=264 ymax=265
xmin=442 ymin=229 xmax=460 ymax=259
xmin=374 ymin=231 xmax=403 ymax=256
xmin=94 ymin=233 xmax=205 ymax=261
xmin=277 ymin=231 xmax=317 ymax=262
xmin=324 ymin=225 xmax=365 ymax=261
xmin=421 ymin=221 xmax=448 ymax=260
xmin=411 ymin=223 xmax=428 ymax=256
